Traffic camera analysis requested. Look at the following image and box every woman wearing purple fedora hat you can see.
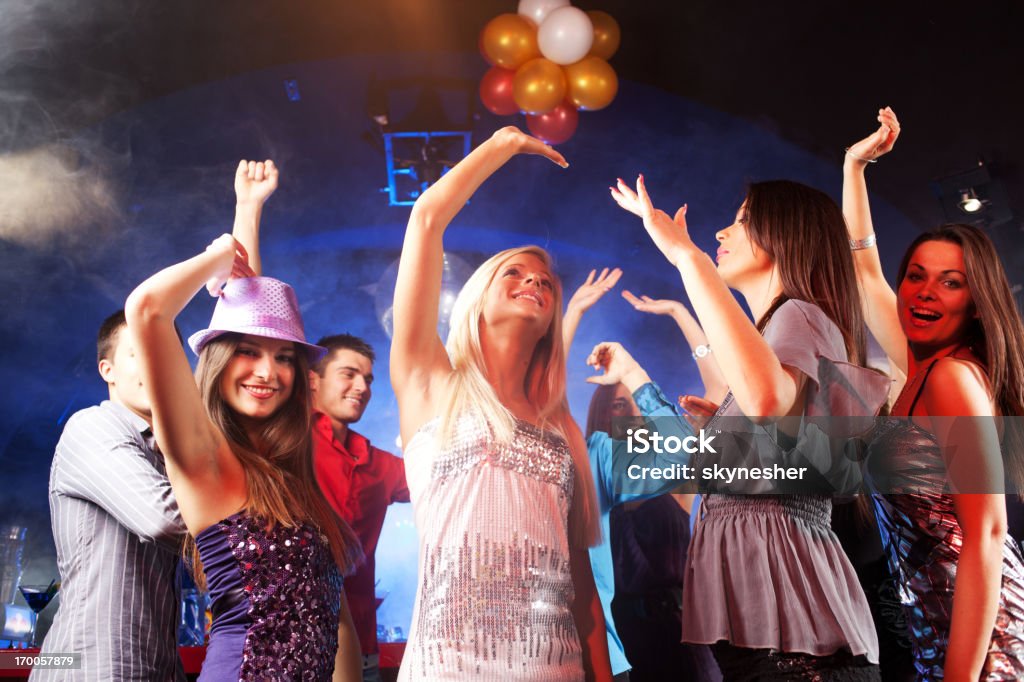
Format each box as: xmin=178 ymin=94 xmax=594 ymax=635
xmin=390 ymin=127 xmax=611 ymax=681
xmin=126 ymin=234 xmax=363 ymax=681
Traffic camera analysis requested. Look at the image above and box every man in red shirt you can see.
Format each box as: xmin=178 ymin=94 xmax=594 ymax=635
xmin=309 ymin=334 xmax=410 ymax=682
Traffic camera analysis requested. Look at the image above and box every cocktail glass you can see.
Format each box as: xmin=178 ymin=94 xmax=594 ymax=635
xmin=18 ymin=582 xmax=60 ymax=647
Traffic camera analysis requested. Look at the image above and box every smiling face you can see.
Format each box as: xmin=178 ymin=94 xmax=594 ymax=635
xmin=481 ymin=252 xmax=557 ymax=334
xmin=715 ymin=202 xmax=775 ymax=289
xmin=219 ymin=334 xmax=296 ymax=422
xmin=311 ymin=348 xmax=373 ymax=427
xmin=897 ymin=240 xmax=976 ymax=353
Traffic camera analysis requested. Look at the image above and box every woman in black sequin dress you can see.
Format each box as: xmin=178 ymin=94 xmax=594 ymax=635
xmin=844 ymin=110 xmax=1024 ymax=680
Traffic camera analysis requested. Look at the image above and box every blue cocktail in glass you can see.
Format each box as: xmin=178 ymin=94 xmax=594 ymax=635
xmin=18 ymin=582 xmax=59 ymax=647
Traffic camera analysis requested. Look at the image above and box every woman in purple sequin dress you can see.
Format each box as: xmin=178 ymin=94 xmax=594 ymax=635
xmin=845 ymin=110 xmax=1024 ymax=680
xmin=127 ymin=203 xmax=362 ymax=680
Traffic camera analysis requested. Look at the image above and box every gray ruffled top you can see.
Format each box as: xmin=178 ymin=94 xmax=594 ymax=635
xmin=681 ymin=299 xmax=889 ymax=661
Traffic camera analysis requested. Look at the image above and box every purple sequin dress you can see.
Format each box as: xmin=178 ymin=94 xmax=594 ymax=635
xmin=195 ymin=511 xmax=343 ymax=681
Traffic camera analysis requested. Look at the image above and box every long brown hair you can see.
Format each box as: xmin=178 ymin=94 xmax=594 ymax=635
xmin=187 ymin=333 xmax=362 ymax=584
xmin=585 ymin=384 xmax=619 ymax=439
xmin=744 ymin=180 xmax=868 ymax=365
xmin=897 ymin=224 xmax=1024 ymax=489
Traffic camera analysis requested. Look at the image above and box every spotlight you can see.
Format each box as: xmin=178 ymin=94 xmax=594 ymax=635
xmin=283 ymin=79 xmax=301 ymax=102
xmin=958 ymin=189 xmax=983 ymax=213
xmin=933 ymin=161 xmax=1012 ymax=227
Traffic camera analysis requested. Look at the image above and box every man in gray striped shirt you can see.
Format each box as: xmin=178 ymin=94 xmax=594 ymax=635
xmin=33 ymin=310 xmax=187 ymax=681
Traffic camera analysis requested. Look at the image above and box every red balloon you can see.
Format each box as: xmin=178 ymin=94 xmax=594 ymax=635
xmin=526 ymin=101 xmax=579 ymax=144
xmin=479 ymin=66 xmax=519 ymax=116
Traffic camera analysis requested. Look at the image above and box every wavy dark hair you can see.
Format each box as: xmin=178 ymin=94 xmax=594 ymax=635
xmin=186 ymin=333 xmax=363 ymax=585
xmin=897 ymin=224 xmax=1024 ymax=489
xmin=744 ymin=180 xmax=868 ymax=365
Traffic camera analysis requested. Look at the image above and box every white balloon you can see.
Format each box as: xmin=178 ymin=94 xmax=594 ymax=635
xmin=537 ymin=6 xmax=594 ymax=66
xmin=517 ymin=0 xmax=570 ymax=27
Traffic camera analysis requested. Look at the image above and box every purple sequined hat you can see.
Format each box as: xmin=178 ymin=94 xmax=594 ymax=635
xmin=187 ymin=277 xmax=326 ymax=363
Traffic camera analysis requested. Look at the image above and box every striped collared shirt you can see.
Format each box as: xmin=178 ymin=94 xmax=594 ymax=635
xmin=32 ymin=400 xmax=187 ymax=682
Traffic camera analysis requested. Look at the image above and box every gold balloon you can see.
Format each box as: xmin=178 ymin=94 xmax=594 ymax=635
xmin=513 ymin=58 xmax=567 ymax=115
xmin=563 ymin=56 xmax=618 ymax=111
xmin=587 ymin=11 xmax=621 ymax=60
xmin=481 ymin=14 xmax=540 ymax=70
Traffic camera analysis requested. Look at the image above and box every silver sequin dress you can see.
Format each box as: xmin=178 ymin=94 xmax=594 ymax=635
xmin=399 ymin=414 xmax=584 ymax=681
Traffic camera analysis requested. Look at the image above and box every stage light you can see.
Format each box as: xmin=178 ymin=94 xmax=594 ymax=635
xmin=958 ymin=189 xmax=982 ymax=213
xmin=381 ymin=131 xmax=471 ymax=206
xmin=932 ymin=161 xmax=1012 ymax=227
xmin=283 ymin=79 xmax=301 ymax=102
xmin=361 ymin=77 xmax=477 ymax=205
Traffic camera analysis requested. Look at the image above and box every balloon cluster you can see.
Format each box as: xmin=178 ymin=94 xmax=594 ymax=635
xmin=478 ymin=0 xmax=620 ymax=144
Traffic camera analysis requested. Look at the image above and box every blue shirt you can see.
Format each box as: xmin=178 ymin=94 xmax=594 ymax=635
xmin=586 ymin=382 xmax=694 ymax=675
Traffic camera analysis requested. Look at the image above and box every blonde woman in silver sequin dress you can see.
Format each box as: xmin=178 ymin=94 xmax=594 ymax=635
xmin=390 ymin=127 xmax=611 ymax=681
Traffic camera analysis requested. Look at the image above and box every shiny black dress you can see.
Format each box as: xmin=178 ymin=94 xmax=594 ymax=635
xmin=866 ymin=362 xmax=1024 ymax=680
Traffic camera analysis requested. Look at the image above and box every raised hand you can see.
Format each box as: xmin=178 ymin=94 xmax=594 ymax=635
xmin=567 ymin=268 xmax=623 ymax=316
xmin=621 ymin=290 xmax=682 ymax=317
xmin=846 ymin=107 xmax=900 ymax=165
xmin=610 ymin=175 xmax=693 ymax=267
xmin=235 ymin=159 xmax=279 ymax=206
xmin=585 ymin=341 xmax=647 ymax=389
xmin=678 ymin=394 xmax=719 ymax=430
xmin=205 ymin=234 xmax=253 ymax=296
xmin=492 ymin=126 xmax=568 ymax=168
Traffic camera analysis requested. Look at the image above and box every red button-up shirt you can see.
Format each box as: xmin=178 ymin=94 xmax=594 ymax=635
xmin=312 ymin=412 xmax=410 ymax=655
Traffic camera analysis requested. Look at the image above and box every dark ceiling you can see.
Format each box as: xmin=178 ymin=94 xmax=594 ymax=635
xmin=3 ymin=0 xmax=1022 ymax=231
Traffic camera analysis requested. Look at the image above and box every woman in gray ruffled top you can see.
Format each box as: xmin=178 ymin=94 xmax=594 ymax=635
xmin=611 ymin=176 xmax=889 ymax=680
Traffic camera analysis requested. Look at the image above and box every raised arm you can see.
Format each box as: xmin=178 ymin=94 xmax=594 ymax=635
xmin=843 ymin=107 xmax=907 ymax=373
xmin=562 ymin=267 xmax=622 ymax=352
xmin=230 ymin=159 xmax=279 ymax=277
xmin=391 ymin=127 xmax=567 ymax=440
xmin=124 ymin=235 xmax=253 ymax=533
xmin=621 ymin=290 xmax=728 ymax=403
xmin=611 ymin=178 xmax=800 ymax=421
xmin=585 ymin=341 xmax=696 ymax=499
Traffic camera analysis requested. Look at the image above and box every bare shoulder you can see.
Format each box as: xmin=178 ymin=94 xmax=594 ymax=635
xmin=931 ymin=355 xmax=991 ymax=391
xmin=921 ymin=356 xmax=994 ymax=417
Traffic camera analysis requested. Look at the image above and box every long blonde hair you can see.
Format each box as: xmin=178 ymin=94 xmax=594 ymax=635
xmin=439 ymin=246 xmax=599 ymax=548
xmin=187 ymin=333 xmax=363 ymax=585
